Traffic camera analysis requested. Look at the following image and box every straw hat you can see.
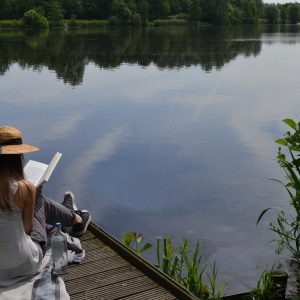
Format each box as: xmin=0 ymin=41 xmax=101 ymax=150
xmin=0 ymin=126 xmax=39 ymax=154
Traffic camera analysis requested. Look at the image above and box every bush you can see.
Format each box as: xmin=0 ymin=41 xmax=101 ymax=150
xmin=131 ymin=13 xmax=142 ymax=25
xmin=109 ymin=16 xmax=121 ymax=25
xmin=23 ymin=10 xmax=48 ymax=28
xmin=258 ymin=119 xmax=300 ymax=262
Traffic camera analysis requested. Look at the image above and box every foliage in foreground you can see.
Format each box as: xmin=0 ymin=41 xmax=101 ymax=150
xmin=122 ymin=231 xmax=152 ymax=255
xmin=122 ymin=232 xmax=225 ymax=299
xmin=257 ymin=119 xmax=300 ymax=262
xmin=249 ymin=268 xmax=286 ymax=300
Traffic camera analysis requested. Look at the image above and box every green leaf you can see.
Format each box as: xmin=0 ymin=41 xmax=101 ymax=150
xmin=170 ymin=256 xmax=179 ymax=278
xmin=136 ymin=235 xmax=143 ymax=244
xmin=283 ymin=118 xmax=298 ymax=131
xmin=256 ymin=208 xmax=271 ymax=225
xmin=285 ymin=163 xmax=300 ymax=190
xmin=275 ymin=139 xmax=289 ymax=146
xmin=293 ymin=159 xmax=300 ymax=167
xmin=122 ymin=232 xmax=133 ymax=247
xmin=139 ymin=242 xmax=152 ymax=254
xmin=277 ymin=153 xmax=286 ymax=161
xmin=290 ymin=145 xmax=300 ymax=151
xmin=269 ymin=178 xmax=294 ymax=199
xmin=156 ymin=239 xmax=161 ymax=267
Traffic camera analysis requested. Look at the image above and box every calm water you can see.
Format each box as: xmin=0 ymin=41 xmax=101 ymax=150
xmin=1 ymin=25 xmax=300 ymax=293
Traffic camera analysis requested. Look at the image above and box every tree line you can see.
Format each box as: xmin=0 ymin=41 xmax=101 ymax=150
xmin=0 ymin=0 xmax=300 ymax=25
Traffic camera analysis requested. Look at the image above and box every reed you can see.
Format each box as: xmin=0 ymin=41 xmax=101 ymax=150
xmin=155 ymin=237 xmax=224 ymax=299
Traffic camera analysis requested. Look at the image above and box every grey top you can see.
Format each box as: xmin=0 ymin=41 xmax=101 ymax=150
xmin=0 ymin=180 xmax=42 ymax=287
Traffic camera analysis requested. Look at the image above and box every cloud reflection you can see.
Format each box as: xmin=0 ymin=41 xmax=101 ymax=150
xmin=63 ymin=125 xmax=129 ymax=197
xmin=44 ymin=112 xmax=88 ymax=141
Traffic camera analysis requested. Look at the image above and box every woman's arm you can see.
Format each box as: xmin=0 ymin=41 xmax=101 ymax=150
xmin=15 ymin=181 xmax=36 ymax=234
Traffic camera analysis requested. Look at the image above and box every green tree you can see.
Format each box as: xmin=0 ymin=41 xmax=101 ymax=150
xmin=126 ymin=0 xmax=137 ymax=13
xmin=81 ymin=0 xmax=111 ymax=19
xmin=189 ymin=0 xmax=201 ymax=21
xmin=202 ymin=0 xmax=229 ymax=25
xmin=179 ymin=0 xmax=192 ymax=14
xmin=170 ymin=0 xmax=181 ymax=15
xmin=149 ymin=0 xmax=170 ymax=20
xmin=0 ymin=0 xmax=13 ymax=19
xmin=137 ymin=0 xmax=149 ymax=24
xmin=47 ymin=0 xmax=64 ymax=23
xmin=255 ymin=0 xmax=264 ymax=18
xmin=279 ymin=4 xmax=288 ymax=24
xmin=264 ymin=4 xmax=280 ymax=24
xmin=241 ymin=0 xmax=257 ymax=24
xmin=228 ymin=4 xmax=243 ymax=24
xmin=288 ymin=3 xmax=300 ymax=24
xmin=111 ymin=0 xmax=132 ymax=24
xmin=34 ymin=0 xmax=63 ymax=22
xmin=62 ymin=0 xmax=83 ymax=19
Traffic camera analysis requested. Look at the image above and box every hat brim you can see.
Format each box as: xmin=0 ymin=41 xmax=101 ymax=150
xmin=0 ymin=144 xmax=40 ymax=154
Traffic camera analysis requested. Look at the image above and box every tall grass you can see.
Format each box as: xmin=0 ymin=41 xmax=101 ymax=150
xmin=155 ymin=237 xmax=225 ymax=299
xmin=122 ymin=233 xmax=225 ymax=299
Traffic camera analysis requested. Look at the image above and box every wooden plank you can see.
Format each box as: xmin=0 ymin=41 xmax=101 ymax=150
xmin=119 ymin=286 xmax=177 ymax=300
xmin=71 ymin=276 xmax=159 ymax=300
xmin=81 ymin=237 xmax=106 ymax=251
xmin=79 ymin=231 xmax=95 ymax=241
xmin=66 ymin=265 xmax=144 ymax=295
xmin=222 ymin=293 xmax=249 ymax=300
xmin=88 ymin=223 xmax=196 ymax=300
xmin=66 ymin=256 xmax=130 ymax=281
xmin=76 ymin=247 xmax=117 ymax=264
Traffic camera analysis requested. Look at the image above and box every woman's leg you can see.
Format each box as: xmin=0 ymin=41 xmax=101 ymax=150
xmin=41 ymin=194 xmax=76 ymax=228
xmin=29 ymin=193 xmax=76 ymax=255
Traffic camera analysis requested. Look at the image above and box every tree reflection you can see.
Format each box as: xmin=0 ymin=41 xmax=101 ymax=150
xmin=0 ymin=26 xmax=263 ymax=86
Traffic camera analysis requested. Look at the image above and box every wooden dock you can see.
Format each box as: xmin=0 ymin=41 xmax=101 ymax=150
xmin=65 ymin=223 xmax=196 ymax=300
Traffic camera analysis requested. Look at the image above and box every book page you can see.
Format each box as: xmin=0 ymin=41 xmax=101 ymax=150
xmin=39 ymin=152 xmax=62 ymax=185
xmin=24 ymin=160 xmax=48 ymax=187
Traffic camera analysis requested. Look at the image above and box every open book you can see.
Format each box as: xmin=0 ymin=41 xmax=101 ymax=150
xmin=24 ymin=152 xmax=62 ymax=187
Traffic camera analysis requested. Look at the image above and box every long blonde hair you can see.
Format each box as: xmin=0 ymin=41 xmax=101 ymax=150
xmin=0 ymin=154 xmax=24 ymax=211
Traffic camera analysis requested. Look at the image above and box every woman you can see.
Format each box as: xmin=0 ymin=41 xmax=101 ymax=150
xmin=0 ymin=126 xmax=91 ymax=287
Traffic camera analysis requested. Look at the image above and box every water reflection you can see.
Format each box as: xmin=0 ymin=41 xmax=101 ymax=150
xmin=1 ymin=25 xmax=300 ymax=294
xmin=0 ymin=26 xmax=263 ymax=85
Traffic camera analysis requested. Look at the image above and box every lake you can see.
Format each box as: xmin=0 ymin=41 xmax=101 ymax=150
xmin=0 ymin=25 xmax=299 ymax=294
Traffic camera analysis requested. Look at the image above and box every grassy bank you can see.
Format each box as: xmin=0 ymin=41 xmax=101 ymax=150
xmin=64 ymin=19 xmax=108 ymax=28
xmin=0 ymin=19 xmax=108 ymax=29
xmin=0 ymin=20 xmax=23 ymax=28
xmin=0 ymin=18 xmax=196 ymax=29
xmin=151 ymin=19 xmax=188 ymax=26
